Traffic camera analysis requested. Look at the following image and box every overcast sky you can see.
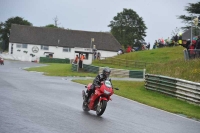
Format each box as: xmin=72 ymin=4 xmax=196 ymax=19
xmin=0 ymin=0 xmax=198 ymax=47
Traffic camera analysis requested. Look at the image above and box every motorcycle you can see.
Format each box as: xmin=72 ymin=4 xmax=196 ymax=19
xmin=82 ymin=80 xmax=119 ymax=116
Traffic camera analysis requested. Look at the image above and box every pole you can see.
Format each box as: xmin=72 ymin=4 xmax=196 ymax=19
xmin=191 ymin=15 xmax=193 ymax=43
xmin=191 ymin=26 xmax=192 ymax=42
xmin=90 ymin=39 xmax=92 ymax=52
xmin=90 ymin=38 xmax=94 ymax=52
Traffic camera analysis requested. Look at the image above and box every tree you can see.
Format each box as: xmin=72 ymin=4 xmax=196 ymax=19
xmin=45 ymin=24 xmax=58 ymax=28
xmin=108 ymin=8 xmax=147 ymax=48
xmin=0 ymin=16 xmax=32 ymax=50
xmin=178 ymin=2 xmax=200 ymax=29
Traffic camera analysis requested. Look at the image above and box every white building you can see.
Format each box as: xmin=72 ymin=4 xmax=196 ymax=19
xmin=8 ymin=24 xmax=122 ymax=64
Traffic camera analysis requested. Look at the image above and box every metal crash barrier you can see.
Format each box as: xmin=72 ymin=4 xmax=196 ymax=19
xmin=71 ymin=64 xmax=145 ymax=79
xmin=145 ymin=74 xmax=200 ymax=105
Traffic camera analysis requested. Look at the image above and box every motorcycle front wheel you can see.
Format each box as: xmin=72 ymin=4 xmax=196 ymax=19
xmin=96 ymin=100 xmax=107 ymax=116
xmin=82 ymin=102 xmax=90 ymax=112
xmin=82 ymin=90 xmax=89 ymax=112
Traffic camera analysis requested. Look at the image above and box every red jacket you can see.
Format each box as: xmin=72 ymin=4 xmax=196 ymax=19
xmin=189 ymin=44 xmax=195 ymax=54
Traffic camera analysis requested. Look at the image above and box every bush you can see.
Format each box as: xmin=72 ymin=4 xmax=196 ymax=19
xmin=40 ymin=57 xmax=70 ymax=63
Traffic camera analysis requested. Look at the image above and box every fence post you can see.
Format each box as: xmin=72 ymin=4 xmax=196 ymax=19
xmin=77 ymin=60 xmax=79 ymax=72
xmin=143 ymin=69 xmax=146 ymax=79
xmin=183 ymin=49 xmax=189 ymax=61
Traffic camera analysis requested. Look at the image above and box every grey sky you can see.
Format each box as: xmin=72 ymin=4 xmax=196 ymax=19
xmin=0 ymin=0 xmax=198 ymax=46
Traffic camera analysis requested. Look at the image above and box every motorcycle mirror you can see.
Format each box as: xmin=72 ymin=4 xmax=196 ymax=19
xmin=115 ymin=88 xmax=119 ymax=90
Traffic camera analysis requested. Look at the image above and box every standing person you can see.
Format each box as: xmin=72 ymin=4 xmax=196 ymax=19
xmin=97 ymin=52 xmax=101 ymax=60
xmin=174 ymin=34 xmax=178 ymax=43
xmin=189 ymin=40 xmax=196 ymax=59
xmin=117 ymin=49 xmax=122 ymax=55
xmin=79 ymin=53 xmax=84 ymax=68
xmin=178 ymin=34 xmax=182 ymax=45
xmin=73 ymin=55 xmax=79 ymax=64
xmin=94 ymin=51 xmax=97 ymax=60
xmin=147 ymin=42 xmax=150 ymax=50
xmin=154 ymin=40 xmax=158 ymax=49
xmin=185 ymin=39 xmax=191 ymax=50
xmin=195 ymin=36 xmax=200 ymax=58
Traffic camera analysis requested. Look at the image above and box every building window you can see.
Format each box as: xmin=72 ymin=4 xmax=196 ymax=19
xmin=63 ymin=48 xmax=71 ymax=52
xmin=16 ymin=44 xmax=22 ymax=48
xmin=22 ymin=44 xmax=28 ymax=48
xmin=41 ymin=45 xmax=49 ymax=50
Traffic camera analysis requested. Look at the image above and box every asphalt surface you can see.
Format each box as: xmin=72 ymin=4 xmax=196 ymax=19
xmin=0 ymin=60 xmax=200 ymax=133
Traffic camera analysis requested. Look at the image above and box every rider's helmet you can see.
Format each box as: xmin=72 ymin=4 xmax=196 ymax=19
xmin=102 ymin=67 xmax=111 ymax=79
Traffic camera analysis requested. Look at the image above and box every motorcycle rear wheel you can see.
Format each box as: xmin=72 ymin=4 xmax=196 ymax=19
xmin=96 ymin=100 xmax=107 ymax=116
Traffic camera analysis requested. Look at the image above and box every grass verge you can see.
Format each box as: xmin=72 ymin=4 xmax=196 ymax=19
xmin=146 ymin=58 xmax=200 ymax=82
xmin=72 ymin=79 xmax=200 ymax=120
xmin=26 ymin=63 xmax=97 ymax=77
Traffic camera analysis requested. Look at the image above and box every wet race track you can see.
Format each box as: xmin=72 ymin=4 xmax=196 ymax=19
xmin=0 ymin=60 xmax=200 ymax=133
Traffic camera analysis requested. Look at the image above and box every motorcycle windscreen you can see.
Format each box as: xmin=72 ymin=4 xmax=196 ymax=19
xmin=105 ymin=80 xmax=112 ymax=88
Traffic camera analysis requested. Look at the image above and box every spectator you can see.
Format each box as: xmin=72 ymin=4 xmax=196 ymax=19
xmin=189 ymin=40 xmax=196 ymax=59
xmin=147 ymin=42 xmax=150 ymax=50
xmin=94 ymin=51 xmax=97 ymax=60
xmin=126 ymin=46 xmax=132 ymax=53
xmin=117 ymin=50 xmax=122 ymax=55
xmin=185 ymin=39 xmax=191 ymax=50
xmin=73 ymin=55 xmax=79 ymax=64
xmin=174 ymin=34 xmax=178 ymax=43
xmin=79 ymin=53 xmax=84 ymax=68
xmin=166 ymin=37 xmax=170 ymax=46
xmin=153 ymin=40 xmax=157 ymax=49
xmin=97 ymin=52 xmax=101 ymax=60
xmin=120 ymin=48 xmax=124 ymax=54
xmin=178 ymin=34 xmax=182 ymax=45
xmin=195 ymin=36 xmax=200 ymax=58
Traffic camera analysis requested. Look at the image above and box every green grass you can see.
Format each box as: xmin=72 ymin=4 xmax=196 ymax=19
xmin=116 ymin=46 xmax=184 ymax=63
xmin=73 ymin=79 xmax=200 ymax=120
xmin=26 ymin=63 xmax=97 ymax=77
xmin=92 ymin=46 xmax=185 ymax=70
xmin=146 ymin=58 xmax=200 ymax=82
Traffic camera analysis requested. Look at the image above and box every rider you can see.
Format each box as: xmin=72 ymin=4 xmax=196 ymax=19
xmin=85 ymin=67 xmax=112 ymax=103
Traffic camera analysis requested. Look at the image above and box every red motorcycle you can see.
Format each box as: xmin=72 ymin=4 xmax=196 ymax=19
xmin=82 ymin=80 xmax=119 ymax=116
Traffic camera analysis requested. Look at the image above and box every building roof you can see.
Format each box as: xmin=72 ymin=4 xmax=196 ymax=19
xmin=9 ymin=24 xmax=122 ymax=52
xmin=182 ymin=27 xmax=200 ymax=40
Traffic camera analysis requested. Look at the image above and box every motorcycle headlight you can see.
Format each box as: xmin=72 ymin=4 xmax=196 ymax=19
xmin=104 ymin=90 xmax=111 ymax=95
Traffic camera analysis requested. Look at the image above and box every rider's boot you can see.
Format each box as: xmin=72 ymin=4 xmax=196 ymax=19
xmin=84 ymin=87 xmax=93 ymax=103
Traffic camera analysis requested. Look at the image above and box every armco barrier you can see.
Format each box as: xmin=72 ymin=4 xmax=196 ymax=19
xmin=83 ymin=64 xmax=99 ymax=74
xmin=71 ymin=64 xmax=145 ymax=78
xmin=99 ymin=67 xmax=129 ymax=78
xmin=129 ymin=70 xmax=144 ymax=78
xmin=71 ymin=64 xmax=78 ymax=71
xmin=145 ymin=74 xmax=200 ymax=105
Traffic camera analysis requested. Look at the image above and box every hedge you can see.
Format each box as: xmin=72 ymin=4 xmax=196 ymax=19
xmin=40 ymin=57 xmax=70 ymax=63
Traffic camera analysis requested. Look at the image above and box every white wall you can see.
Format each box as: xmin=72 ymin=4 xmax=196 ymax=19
xmin=96 ymin=50 xmax=118 ymax=58
xmin=8 ymin=43 xmax=118 ymax=64
xmin=9 ymin=43 xmax=75 ymax=61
